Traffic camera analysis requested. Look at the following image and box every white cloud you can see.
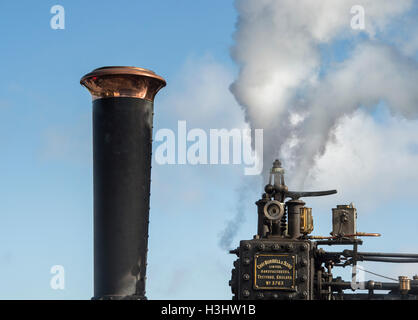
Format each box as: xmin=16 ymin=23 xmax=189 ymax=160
xmin=40 ymin=114 xmax=91 ymax=166
xmin=305 ymin=109 xmax=418 ymax=213
xmin=160 ymin=54 xmax=246 ymax=131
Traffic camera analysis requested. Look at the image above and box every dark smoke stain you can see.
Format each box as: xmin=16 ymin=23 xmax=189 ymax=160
xmin=218 ymin=177 xmax=259 ymax=251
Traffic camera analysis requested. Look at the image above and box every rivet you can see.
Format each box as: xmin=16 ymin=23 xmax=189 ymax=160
xmin=286 ymin=244 xmax=293 ymax=252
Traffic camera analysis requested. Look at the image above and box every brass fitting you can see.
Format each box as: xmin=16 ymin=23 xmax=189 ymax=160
xmin=399 ymin=276 xmax=411 ymax=294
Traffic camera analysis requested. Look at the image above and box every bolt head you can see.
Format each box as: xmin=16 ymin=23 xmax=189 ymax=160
xmin=265 ymin=184 xmax=275 ymax=194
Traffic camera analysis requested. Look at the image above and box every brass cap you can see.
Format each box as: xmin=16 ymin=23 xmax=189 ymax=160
xmin=80 ymin=66 xmax=166 ymax=101
xmin=399 ymin=276 xmax=411 ymax=294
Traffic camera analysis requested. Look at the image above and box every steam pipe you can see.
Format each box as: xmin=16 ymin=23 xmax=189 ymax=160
xmin=325 ymin=280 xmax=418 ymax=291
xmin=358 ymin=257 xmax=418 ymax=263
xmin=286 ymin=199 xmax=305 ymax=239
xmin=81 ymin=66 xmax=166 ymax=300
xmin=345 ymin=251 xmax=418 ymax=258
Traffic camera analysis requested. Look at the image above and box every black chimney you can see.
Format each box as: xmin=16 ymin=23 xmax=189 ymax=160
xmin=80 ymin=66 xmax=166 ymax=300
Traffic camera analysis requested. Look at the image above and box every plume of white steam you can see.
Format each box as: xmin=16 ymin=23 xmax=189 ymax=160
xmin=230 ymin=0 xmax=416 ymax=188
xmin=291 ymin=43 xmax=418 ymax=185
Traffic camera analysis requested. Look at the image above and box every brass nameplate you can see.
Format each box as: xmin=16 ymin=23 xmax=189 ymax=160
xmin=254 ymin=254 xmax=296 ymax=290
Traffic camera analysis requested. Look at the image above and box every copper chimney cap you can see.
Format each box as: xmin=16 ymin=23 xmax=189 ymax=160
xmin=80 ymin=66 xmax=166 ymax=101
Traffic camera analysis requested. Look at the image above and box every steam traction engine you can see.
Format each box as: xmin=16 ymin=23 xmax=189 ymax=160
xmin=229 ymin=160 xmax=418 ymax=300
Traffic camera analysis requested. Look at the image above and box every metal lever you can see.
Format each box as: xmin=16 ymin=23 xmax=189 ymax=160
xmin=286 ymin=190 xmax=337 ymax=200
xmin=266 ymin=159 xmax=337 ymax=202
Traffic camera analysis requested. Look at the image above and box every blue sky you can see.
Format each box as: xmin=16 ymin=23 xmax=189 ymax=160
xmin=0 ymin=0 xmax=239 ymax=299
xmin=0 ymin=1 xmax=418 ymax=299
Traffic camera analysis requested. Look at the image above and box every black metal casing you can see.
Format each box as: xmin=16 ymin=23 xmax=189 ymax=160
xmin=230 ymin=239 xmax=315 ymax=300
xmin=230 ymin=160 xmax=418 ymax=300
xmin=93 ymin=97 xmax=153 ymax=299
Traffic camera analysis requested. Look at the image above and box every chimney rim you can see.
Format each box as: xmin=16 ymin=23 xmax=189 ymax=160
xmin=80 ymin=66 xmax=166 ymax=87
xmin=80 ymin=66 xmax=166 ymax=101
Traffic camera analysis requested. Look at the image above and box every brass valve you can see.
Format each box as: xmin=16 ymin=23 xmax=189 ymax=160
xmin=300 ymin=207 xmax=314 ymax=235
xmin=399 ymin=276 xmax=411 ymax=294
